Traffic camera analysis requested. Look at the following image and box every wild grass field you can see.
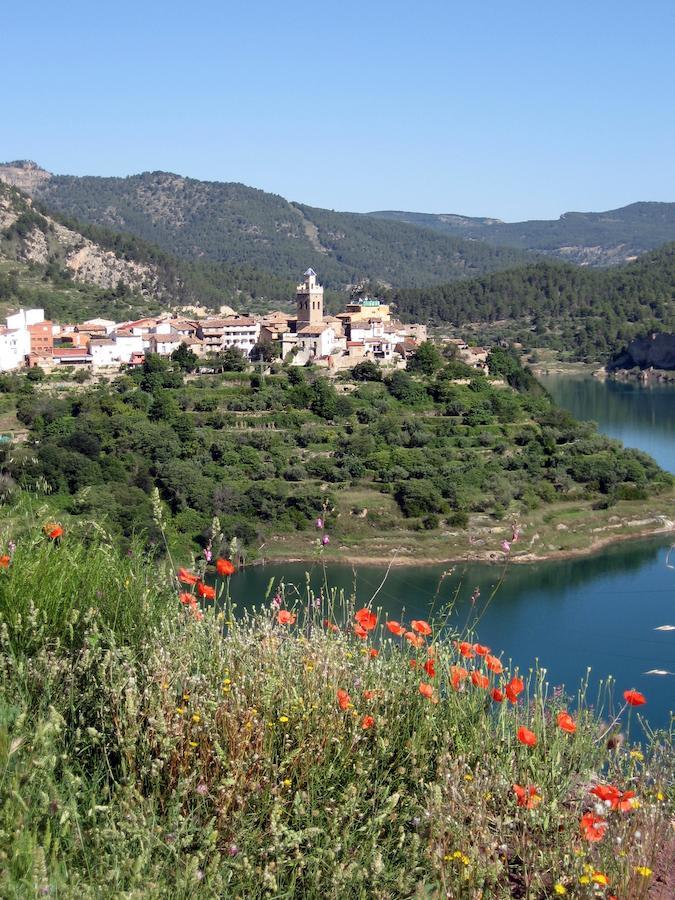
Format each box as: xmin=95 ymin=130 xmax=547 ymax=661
xmin=1 ymin=511 xmax=672 ymax=898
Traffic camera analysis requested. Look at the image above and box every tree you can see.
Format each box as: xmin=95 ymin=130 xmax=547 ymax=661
xmin=351 ymin=360 xmax=381 ymax=381
xmin=171 ymin=342 xmax=198 ymax=372
xmin=407 ymin=341 xmax=443 ymax=376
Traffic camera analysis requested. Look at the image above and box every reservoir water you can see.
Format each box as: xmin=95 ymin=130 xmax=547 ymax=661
xmin=233 ymin=377 xmax=675 ymax=731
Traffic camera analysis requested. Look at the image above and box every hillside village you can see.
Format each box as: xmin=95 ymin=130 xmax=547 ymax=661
xmin=0 ymin=269 xmax=446 ymax=374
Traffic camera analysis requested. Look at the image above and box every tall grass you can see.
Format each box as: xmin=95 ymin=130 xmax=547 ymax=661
xmin=0 ymin=525 xmax=672 ymax=898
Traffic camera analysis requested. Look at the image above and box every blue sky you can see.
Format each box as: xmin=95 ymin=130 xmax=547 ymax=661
xmin=2 ymin=0 xmax=674 ymax=220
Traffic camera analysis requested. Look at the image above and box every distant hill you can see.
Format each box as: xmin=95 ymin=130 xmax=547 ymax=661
xmin=0 ymin=162 xmax=533 ymax=289
xmin=369 ymin=202 xmax=675 ymax=266
xmin=389 ymin=242 xmax=675 ymax=360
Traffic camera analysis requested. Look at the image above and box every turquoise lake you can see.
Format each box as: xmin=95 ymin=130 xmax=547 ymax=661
xmin=232 ymin=377 xmax=675 ymax=731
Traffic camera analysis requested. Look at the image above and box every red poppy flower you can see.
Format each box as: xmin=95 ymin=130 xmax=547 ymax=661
xmin=354 ymin=608 xmax=377 ymax=631
xmin=323 ymin=619 xmax=340 ymax=633
xmin=404 ymin=631 xmax=426 ymax=648
xmin=48 ymin=525 xmax=64 ymax=540
xmin=0 ymin=555 xmax=10 ymax=568
xmin=471 ymin=671 xmax=489 ymax=689
xmin=617 ymin=791 xmax=637 ymax=812
xmin=409 ymin=659 xmax=418 ymax=668
xmin=386 ymin=620 xmax=406 ymax=637
xmin=623 ymin=689 xmax=646 ymax=707
xmin=473 ymin=643 xmax=490 ymax=656
xmin=363 ymin=690 xmax=376 ymax=700
xmin=580 ymin=812 xmax=607 ymax=842
xmin=277 ymin=609 xmax=296 ymax=625
xmin=411 ymin=619 xmax=432 ymax=636
xmin=505 ymin=676 xmax=524 ymax=703
xmin=197 ymin=582 xmax=216 ymax=600
xmin=419 ymin=682 xmax=434 ymax=700
xmin=590 ymin=784 xmax=621 ymax=806
xmin=513 ymin=783 xmax=541 ymax=809
xmin=192 ymin=608 xmax=204 ymax=622
xmin=423 ymin=659 xmax=436 ymax=678
xmin=451 ymin=665 xmax=469 ymax=690
xmin=179 ymin=591 xmax=197 ymax=607
xmin=590 ymin=784 xmax=636 ymax=811
xmin=491 ymin=687 xmax=505 ymax=702
xmin=485 ymin=654 xmax=503 ymax=674
xmin=517 ymin=726 xmax=537 ymax=747
xmin=216 ymin=558 xmax=236 ymax=576
xmin=557 ymin=711 xmax=577 ymax=734
xmin=178 ymin=568 xmax=199 ymax=586
xmin=368 ymin=648 xmax=379 ymax=658
xmin=337 ymin=689 xmax=351 ymax=710
xmin=457 ymin=641 xmax=475 ymax=659
xmin=353 ymin=623 xmax=368 ymax=639
xmin=361 ymin=715 xmax=375 ymax=730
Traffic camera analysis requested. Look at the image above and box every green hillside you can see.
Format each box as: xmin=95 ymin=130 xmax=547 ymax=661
xmin=389 ymin=243 xmax=675 ymax=360
xmin=5 ymin=165 xmax=532 ymax=288
xmin=370 ymin=202 xmax=675 ymax=266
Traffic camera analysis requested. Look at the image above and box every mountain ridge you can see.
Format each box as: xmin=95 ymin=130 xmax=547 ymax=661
xmin=368 ymin=201 xmax=675 ymax=266
xmin=0 ymin=161 xmax=536 ymax=288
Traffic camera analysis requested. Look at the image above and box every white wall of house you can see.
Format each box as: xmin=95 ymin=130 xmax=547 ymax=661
xmin=113 ymin=334 xmax=145 ymax=363
xmin=89 ymin=343 xmax=118 ymax=367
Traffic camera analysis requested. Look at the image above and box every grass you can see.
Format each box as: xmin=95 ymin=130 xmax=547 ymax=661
xmin=262 ymin=489 xmax=675 ymax=565
xmin=0 ymin=519 xmax=672 ymax=898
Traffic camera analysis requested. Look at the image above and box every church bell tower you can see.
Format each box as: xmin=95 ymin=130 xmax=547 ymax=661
xmin=296 ymin=268 xmax=323 ymax=325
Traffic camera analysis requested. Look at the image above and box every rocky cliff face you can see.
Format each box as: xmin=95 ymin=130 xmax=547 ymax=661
xmin=609 ymin=333 xmax=675 ymax=371
xmin=0 ymin=160 xmax=52 ymax=194
xmin=0 ymin=181 xmax=175 ymax=300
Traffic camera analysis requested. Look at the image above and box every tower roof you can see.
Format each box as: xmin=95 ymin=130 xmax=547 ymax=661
xmin=304 ymin=268 xmax=318 ymax=277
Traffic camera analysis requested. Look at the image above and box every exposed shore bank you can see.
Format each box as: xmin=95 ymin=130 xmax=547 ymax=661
xmin=254 ymin=506 xmax=674 ymax=569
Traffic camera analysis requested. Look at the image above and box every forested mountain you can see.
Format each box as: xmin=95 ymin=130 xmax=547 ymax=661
xmin=389 ymin=243 xmax=675 ymax=360
xmin=0 ymin=162 xmax=532 ymax=289
xmin=369 ymin=202 xmax=675 ymax=266
xmin=0 ymin=180 xmax=297 ymax=319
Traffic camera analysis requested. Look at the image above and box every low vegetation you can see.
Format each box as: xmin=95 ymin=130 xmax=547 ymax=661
xmin=0 ymin=348 xmax=671 ymax=561
xmin=0 ymin=521 xmax=672 ymax=897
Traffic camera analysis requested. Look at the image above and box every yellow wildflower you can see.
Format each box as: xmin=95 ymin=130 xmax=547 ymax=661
xmin=189 ymin=741 xmax=198 ymax=748
xmin=464 ymin=773 xmax=473 ymax=782
xmin=182 ymin=693 xmax=190 ymax=701
xmin=630 ymin=749 xmax=644 ymax=761
xmin=282 ymin=778 xmax=292 ymax=787
xmin=161 ymin=682 xmax=169 ymax=690
xmin=656 ymin=790 xmax=664 ymax=801
xmin=554 ymin=885 xmax=566 ymax=896
xmin=461 ymin=855 xmax=469 ymax=866
xmin=635 ymin=866 xmax=652 ymax=877
xmin=245 ymin=721 xmax=252 ymax=729
xmin=452 ymin=851 xmax=463 ymax=859
xmin=176 ymin=707 xmax=184 ymax=715
xmin=592 ymin=872 xmax=609 ymax=886
xmin=192 ymin=713 xmax=201 ymax=724
xmin=579 ymin=876 xmax=590 ymax=885
xmin=223 ymin=678 xmax=231 ymax=685
xmin=278 ymin=715 xmax=289 ymax=723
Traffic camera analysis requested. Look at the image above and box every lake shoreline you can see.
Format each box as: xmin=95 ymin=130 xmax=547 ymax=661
xmin=253 ymin=517 xmax=674 ymax=569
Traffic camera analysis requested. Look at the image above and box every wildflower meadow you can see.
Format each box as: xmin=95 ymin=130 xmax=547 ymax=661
xmin=0 ymin=520 xmax=672 ymax=898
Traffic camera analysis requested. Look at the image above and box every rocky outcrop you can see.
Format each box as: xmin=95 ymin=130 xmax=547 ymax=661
xmin=0 ymin=182 xmax=175 ymax=300
xmin=0 ymin=160 xmax=52 ymax=194
xmin=608 ymin=333 xmax=675 ymax=371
